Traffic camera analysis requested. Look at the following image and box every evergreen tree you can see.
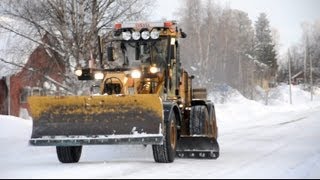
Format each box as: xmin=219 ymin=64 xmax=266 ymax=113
xmin=254 ymin=13 xmax=278 ymax=77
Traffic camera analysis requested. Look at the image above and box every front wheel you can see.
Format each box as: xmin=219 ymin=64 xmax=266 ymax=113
xmin=152 ymin=112 xmax=177 ymax=163
xmin=56 ymin=146 xmax=82 ymax=163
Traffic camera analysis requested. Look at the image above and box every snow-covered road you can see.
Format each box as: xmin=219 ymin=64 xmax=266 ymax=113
xmin=217 ymin=106 xmax=320 ymax=178
xmin=1 ymin=86 xmax=320 ymax=179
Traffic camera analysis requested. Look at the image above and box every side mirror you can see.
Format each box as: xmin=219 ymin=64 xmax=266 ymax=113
xmin=107 ymin=47 xmax=114 ymax=62
xmin=180 ymin=29 xmax=187 ymax=38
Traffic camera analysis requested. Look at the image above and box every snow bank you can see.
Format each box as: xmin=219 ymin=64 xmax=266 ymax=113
xmin=0 ymin=115 xmax=32 ymax=139
xmin=313 ymin=86 xmax=320 ymax=96
xmin=209 ymin=84 xmax=320 ymax=130
xmin=268 ymin=84 xmax=320 ymax=106
xmin=209 ymin=83 xmax=320 ymax=108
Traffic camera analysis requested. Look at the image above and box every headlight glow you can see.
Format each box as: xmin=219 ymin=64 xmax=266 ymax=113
xmin=94 ymin=72 xmax=104 ymax=80
xmin=150 ymin=66 xmax=160 ymax=74
xmin=75 ymin=69 xmax=83 ymax=76
xmin=131 ymin=70 xmax=142 ymax=79
xmin=150 ymin=30 xmax=160 ymax=39
xmin=141 ymin=31 xmax=150 ymax=40
xmin=122 ymin=31 xmax=131 ymax=41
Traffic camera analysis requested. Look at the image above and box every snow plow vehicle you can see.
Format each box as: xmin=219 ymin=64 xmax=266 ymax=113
xmin=28 ymin=21 xmax=219 ymax=163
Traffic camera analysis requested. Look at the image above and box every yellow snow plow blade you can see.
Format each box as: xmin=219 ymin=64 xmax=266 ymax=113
xmin=28 ymin=95 xmax=164 ymax=146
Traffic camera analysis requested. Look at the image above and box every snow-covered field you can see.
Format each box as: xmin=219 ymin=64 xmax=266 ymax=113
xmin=0 ymin=85 xmax=320 ymax=179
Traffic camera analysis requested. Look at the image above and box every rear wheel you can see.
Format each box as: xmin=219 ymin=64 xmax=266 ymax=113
xmin=190 ymin=105 xmax=209 ymax=135
xmin=152 ymin=112 xmax=177 ymax=163
xmin=56 ymin=146 xmax=82 ymax=163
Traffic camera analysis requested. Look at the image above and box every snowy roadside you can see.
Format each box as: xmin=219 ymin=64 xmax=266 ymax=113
xmin=210 ymin=84 xmax=320 ymax=132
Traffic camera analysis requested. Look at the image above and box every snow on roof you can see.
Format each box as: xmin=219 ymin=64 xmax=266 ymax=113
xmin=291 ymin=71 xmax=303 ymax=79
xmin=0 ymin=17 xmax=38 ymax=77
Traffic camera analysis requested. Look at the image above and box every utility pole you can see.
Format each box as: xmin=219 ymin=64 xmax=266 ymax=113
xmin=238 ymin=51 xmax=243 ymax=92
xmin=288 ymin=49 xmax=293 ymax=105
xmin=310 ymin=53 xmax=313 ymax=101
xmin=304 ymin=38 xmax=307 ymax=88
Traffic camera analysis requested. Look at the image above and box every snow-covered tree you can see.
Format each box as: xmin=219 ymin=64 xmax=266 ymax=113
xmin=279 ymin=20 xmax=320 ymax=86
xmin=301 ymin=20 xmax=320 ymax=85
xmin=254 ymin=13 xmax=278 ymax=78
xmin=178 ymin=0 xmax=263 ymax=99
xmin=179 ymin=0 xmax=203 ymax=81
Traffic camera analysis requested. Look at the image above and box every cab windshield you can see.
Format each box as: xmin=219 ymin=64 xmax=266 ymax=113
xmin=108 ymin=39 xmax=168 ymax=69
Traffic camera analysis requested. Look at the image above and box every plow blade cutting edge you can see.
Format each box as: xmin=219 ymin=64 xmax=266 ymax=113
xmin=176 ymin=136 xmax=220 ymax=159
xmin=28 ymin=95 xmax=164 ymax=146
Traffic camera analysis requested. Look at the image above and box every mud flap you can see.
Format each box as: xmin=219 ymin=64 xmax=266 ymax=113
xmin=28 ymin=94 xmax=164 ymax=146
xmin=176 ymin=136 xmax=219 ymax=159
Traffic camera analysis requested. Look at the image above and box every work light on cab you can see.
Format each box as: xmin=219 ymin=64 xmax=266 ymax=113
xmin=122 ymin=31 xmax=131 ymax=41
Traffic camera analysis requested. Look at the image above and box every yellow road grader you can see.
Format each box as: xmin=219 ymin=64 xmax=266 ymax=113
xmin=28 ymin=21 xmax=219 ymax=163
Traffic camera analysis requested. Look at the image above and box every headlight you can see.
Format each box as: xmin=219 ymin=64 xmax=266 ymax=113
xmin=122 ymin=31 xmax=131 ymax=41
xmin=141 ymin=31 xmax=150 ymax=40
xmin=131 ymin=70 xmax=141 ymax=79
xmin=151 ymin=29 xmax=160 ymax=39
xmin=75 ymin=69 xmax=83 ymax=76
xmin=150 ymin=66 xmax=160 ymax=74
xmin=94 ymin=72 xmax=104 ymax=80
xmin=132 ymin=31 xmax=141 ymax=40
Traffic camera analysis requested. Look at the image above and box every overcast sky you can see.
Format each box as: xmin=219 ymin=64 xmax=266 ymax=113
xmin=152 ymin=0 xmax=320 ymax=55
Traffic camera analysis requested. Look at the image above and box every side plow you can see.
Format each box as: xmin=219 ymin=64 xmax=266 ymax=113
xmin=176 ymin=136 xmax=219 ymax=159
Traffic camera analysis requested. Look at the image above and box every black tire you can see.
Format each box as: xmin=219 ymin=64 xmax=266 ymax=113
xmin=190 ymin=105 xmax=209 ymax=135
xmin=152 ymin=112 xmax=177 ymax=163
xmin=56 ymin=146 xmax=82 ymax=163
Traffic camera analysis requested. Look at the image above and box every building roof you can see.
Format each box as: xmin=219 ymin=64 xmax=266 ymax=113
xmin=292 ymin=71 xmax=304 ymax=79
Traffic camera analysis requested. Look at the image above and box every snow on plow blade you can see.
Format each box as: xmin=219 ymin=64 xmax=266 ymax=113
xmin=176 ymin=137 xmax=219 ymax=159
xmin=28 ymin=95 xmax=164 ymax=146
